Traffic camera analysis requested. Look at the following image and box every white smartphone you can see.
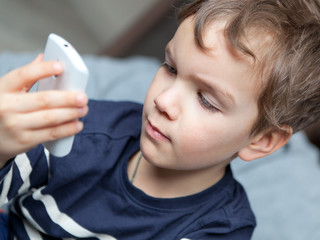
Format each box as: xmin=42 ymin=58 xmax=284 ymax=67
xmin=37 ymin=33 xmax=89 ymax=157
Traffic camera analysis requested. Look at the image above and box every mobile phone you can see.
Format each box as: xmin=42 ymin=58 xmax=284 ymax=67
xmin=37 ymin=33 xmax=89 ymax=157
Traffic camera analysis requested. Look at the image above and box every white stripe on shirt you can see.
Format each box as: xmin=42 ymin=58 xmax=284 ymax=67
xmin=0 ymin=153 xmax=33 ymax=205
xmin=16 ymin=153 xmax=33 ymax=195
xmin=32 ymin=189 xmax=117 ymax=239
xmin=0 ymin=164 xmax=13 ymax=204
xmin=19 ymin=193 xmax=45 ymax=233
xmin=23 ymin=219 xmax=44 ymax=240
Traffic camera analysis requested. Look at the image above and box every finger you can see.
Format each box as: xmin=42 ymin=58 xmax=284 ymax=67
xmin=1 ymin=91 xmax=88 ymax=113
xmin=18 ymin=106 xmax=88 ymax=130
xmin=17 ymin=120 xmax=84 ymax=150
xmin=41 ymin=120 xmax=84 ymax=142
xmin=33 ymin=53 xmax=44 ymax=63
xmin=0 ymin=55 xmax=63 ymax=93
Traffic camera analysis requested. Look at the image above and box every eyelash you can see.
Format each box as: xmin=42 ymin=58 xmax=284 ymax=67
xmin=162 ymin=61 xmax=218 ymax=112
xmin=162 ymin=62 xmax=177 ymax=75
xmin=198 ymin=92 xmax=219 ymax=112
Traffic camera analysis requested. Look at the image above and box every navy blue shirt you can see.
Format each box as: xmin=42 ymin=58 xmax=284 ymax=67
xmin=0 ymin=100 xmax=256 ymax=239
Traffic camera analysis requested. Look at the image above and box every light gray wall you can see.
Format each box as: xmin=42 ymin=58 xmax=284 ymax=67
xmin=0 ymin=0 xmax=158 ymax=54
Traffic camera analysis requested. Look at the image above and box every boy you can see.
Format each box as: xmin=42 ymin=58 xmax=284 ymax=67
xmin=0 ymin=0 xmax=319 ymax=239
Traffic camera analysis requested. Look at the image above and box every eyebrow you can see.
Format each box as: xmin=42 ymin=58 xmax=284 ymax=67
xmin=165 ymin=43 xmax=236 ymax=108
xmin=194 ymin=75 xmax=236 ymax=107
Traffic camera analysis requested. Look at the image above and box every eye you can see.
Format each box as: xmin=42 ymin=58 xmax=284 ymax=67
xmin=197 ymin=92 xmax=219 ymax=112
xmin=162 ymin=61 xmax=177 ymax=75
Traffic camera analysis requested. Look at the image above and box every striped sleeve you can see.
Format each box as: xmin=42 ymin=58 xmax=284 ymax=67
xmin=0 ymin=145 xmax=50 ymax=206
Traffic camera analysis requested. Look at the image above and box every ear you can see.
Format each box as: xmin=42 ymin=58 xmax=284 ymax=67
xmin=238 ymin=126 xmax=293 ymax=161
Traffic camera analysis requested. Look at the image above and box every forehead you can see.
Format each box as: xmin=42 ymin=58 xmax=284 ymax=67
xmin=173 ymin=16 xmax=259 ymax=66
xmin=168 ymin=17 xmax=263 ymax=104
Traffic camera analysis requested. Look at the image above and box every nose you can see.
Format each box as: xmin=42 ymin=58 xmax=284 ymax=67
xmin=154 ymin=84 xmax=180 ymax=121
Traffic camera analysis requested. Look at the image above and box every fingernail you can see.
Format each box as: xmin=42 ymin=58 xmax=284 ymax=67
xmin=77 ymin=122 xmax=84 ymax=131
xmin=53 ymin=62 xmax=63 ymax=71
xmin=77 ymin=93 xmax=87 ymax=104
xmin=79 ymin=106 xmax=88 ymax=115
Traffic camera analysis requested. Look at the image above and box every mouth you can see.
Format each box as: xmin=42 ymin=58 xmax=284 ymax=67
xmin=146 ymin=120 xmax=170 ymax=142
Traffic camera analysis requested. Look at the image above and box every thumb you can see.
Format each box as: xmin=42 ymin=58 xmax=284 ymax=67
xmin=0 ymin=54 xmax=63 ymax=93
xmin=32 ymin=53 xmax=44 ymax=64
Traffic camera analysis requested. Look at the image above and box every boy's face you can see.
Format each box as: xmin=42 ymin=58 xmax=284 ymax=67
xmin=140 ymin=17 xmax=260 ymax=172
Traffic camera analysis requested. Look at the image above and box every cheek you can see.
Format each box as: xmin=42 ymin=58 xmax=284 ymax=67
xmin=174 ymin=118 xmax=249 ymax=164
xmin=174 ymin=122 xmax=219 ymax=159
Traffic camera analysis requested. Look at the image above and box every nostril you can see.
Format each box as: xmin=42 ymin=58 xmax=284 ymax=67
xmin=154 ymin=98 xmax=176 ymax=121
xmin=154 ymin=98 xmax=162 ymax=113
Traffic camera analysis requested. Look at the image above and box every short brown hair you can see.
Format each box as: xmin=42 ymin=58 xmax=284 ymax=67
xmin=178 ymin=0 xmax=320 ymax=135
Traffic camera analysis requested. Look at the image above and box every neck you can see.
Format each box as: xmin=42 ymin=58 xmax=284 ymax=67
xmin=128 ymin=152 xmax=227 ymax=198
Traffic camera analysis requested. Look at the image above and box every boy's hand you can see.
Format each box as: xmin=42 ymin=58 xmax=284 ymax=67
xmin=0 ymin=54 xmax=88 ymax=166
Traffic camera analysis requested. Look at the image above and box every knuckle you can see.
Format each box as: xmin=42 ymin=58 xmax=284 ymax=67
xmin=72 ymin=109 xmax=82 ymax=119
xmin=16 ymin=66 xmax=29 ymax=79
xmin=48 ymin=128 xmax=60 ymax=140
xmin=67 ymin=93 xmax=76 ymax=105
xmin=47 ymin=122 xmax=80 ymax=142
xmin=17 ymin=132 xmax=30 ymax=146
xmin=37 ymin=94 xmax=51 ymax=108
xmin=42 ymin=111 xmax=57 ymax=125
xmin=3 ymin=115 xmax=19 ymax=133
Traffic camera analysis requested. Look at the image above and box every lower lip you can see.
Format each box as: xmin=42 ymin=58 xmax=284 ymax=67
xmin=146 ymin=121 xmax=169 ymax=141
